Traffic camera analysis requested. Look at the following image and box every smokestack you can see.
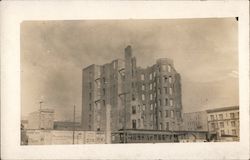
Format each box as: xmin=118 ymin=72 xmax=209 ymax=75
xmin=125 ymin=45 xmax=132 ymax=59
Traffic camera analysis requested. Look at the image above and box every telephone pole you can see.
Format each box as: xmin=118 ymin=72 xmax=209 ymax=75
xmin=39 ymin=101 xmax=43 ymax=129
xmin=72 ymin=105 xmax=76 ymax=144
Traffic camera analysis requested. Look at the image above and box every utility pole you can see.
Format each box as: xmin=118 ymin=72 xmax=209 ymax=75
xmin=72 ymin=105 xmax=76 ymax=144
xmin=39 ymin=101 xmax=43 ymax=129
xmin=124 ymin=93 xmax=126 ymax=144
xmin=39 ymin=101 xmax=43 ymax=110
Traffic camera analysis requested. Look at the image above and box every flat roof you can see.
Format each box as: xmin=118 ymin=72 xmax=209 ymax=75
xmin=206 ymin=106 xmax=239 ymax=113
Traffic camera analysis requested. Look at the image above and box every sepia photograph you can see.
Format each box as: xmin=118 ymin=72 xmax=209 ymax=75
xmin=1 ymin=1 xmax=249 ymax=160
xmin=21 ymin=18 xmax=239 ymax=145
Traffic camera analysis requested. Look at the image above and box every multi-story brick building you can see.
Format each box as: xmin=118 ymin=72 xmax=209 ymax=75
xmin=207 ymin=106 xmax=239 ymax=141
xmin=81 ymin=46 xmax=183 ymax=132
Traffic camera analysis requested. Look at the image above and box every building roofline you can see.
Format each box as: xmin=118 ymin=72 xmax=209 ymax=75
xmin=54 ymin=121 xmax=80 ymax=124
xmin=206 ymin=106 xmax=239 ymax=113
xmin=82 ymin=58 xmax=125 ymax=71
xmin=183 ymin=105 xmax=239 ymax=114
xmin=82 ymin=64 xmax=100 ymax=71
xmin=156 ymin=58 xmax=173 ymax=64
xmin=183 ymin=110 xmax=207 ymax=114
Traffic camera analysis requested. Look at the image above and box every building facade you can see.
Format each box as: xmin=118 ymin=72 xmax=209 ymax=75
xmin=27 ymin=109 xmax=54 ymax=129
xmin=207 ymin=106 xmax=239 ymax=141
xmin=182 ymin=111 xmax=208 ymax=131
xmin=81 ymin=46 xmax=183 ymax=132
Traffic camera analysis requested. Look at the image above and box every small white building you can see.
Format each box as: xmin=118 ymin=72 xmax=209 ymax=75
xmin=27 ymin=109 xmax=54 ymax=129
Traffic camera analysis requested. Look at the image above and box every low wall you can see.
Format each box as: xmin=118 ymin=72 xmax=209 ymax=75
xmin=24 ymin=130 xmax=106 ymax=145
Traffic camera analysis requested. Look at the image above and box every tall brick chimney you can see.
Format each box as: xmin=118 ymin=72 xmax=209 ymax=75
xmin=125 ymin=45 xmax=132 ymax=59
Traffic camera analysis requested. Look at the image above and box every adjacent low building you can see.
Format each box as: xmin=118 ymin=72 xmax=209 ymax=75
xmin=182 ymin=111 xmax=208 ymax=131
xmin=182 ymin=105 xmax=239 ymax=142
xmin=207 ymin=106 xmax=239 ymax=141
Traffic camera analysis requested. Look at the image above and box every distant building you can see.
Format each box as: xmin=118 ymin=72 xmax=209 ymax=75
xmin=27 ymin=109 xmax=54 ymax=129
xmin=54 ymin=121 xmax=81 ymax=130
xmin=21 ymin=120 xmax=28 ymax=129
xmin=182 ymin=111 xmax=208 ymax=131
xmin=81 ymin=45 xmax=183 ymax=132
xmin=207 ymin=106 xmax=239 ymax=141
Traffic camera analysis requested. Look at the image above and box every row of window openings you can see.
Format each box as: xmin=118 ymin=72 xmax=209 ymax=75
xmin=89 ymin=70 xmax=136 ymax=89
xmin=141 ymin=85 xmax=173 ymax=95
xmin=91 ymin=82 xmax=174 ymax=99
xmin=141 ymin=65 xmax=172 ymax=81
xmin=187 ymin=121 xmax=201 ymax=126
xmin=154 ymin=88 xmax=173 ymax=98
xmin=89 ymin=99 xmax=174 ymax=111
xmin=88 ymin=101 xmax=176 ymax=117
xmin=210 ymin=112 xmax=239 ymax=120
xmin=132 ymin=106 xmax=175 ymax=117
xmin=89 ymin=65 xmax=172 ymax=87
xmin=89 ymin=91 xmax=174 ymax=108
xmin=88 ymin=98 xmax=174 ymax=111
xmin=140 ymin=96 xmax=174 ymax=106
xmin=89 ymin=64 xmax=171 ymax=82
xmin=211 ymin=121 xmax=236 ymax=128
xmin=220 ymin=129 xmax=237 ymax=135
xmin=90 ymin=75 xmax=173 ymax=92
xmin=92 ymin=83 xmax=158 ymax=100
xmin=89 ymin=88 xmax=173 ymax=105
xmin=132 ymin=119 xmax=173 ymax=130
xmin=141 ymin=74 xmax=173 ymax=83
xmin=91 ymin=65 xmax=136 ymax=81
xmin=127 ymin=81 xmax=173 ymax=97
xmin=89 ymin=79 xmax=173 ymax=100
xmin=132 ymin=101 xmax=174 ymax=113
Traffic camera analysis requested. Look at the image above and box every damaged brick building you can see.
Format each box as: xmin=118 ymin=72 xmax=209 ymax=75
xmin=81 ymin=46 xmax=183 ymax=133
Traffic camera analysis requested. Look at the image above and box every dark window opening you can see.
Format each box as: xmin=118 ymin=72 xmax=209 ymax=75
xmin=132 ymin=94 xmax=136 ymax=101
xmin=132 ymin=106 xmax=136 ymax=114
xmin=89 ymin=92 xmax=92 ymax=100
xmin=103 ymin=88 xmax=106 ymax=95
xmin=132 ymin=120 xmax=136 ymax=129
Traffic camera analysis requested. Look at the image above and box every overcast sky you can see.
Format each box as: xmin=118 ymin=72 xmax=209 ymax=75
xmin=21 ymin=18 xmax=238 ymax=121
